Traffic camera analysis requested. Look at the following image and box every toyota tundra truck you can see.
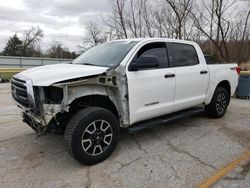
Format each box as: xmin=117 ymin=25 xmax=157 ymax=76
xmin=11 ymin=38 xmax=240 ymax=165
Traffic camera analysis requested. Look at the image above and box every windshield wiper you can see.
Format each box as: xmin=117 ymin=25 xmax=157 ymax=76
xmin=82 ymin=63 xmax=97 ymax=66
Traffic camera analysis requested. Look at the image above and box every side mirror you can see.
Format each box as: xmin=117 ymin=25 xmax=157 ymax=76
xmin=129 ymin=56 xmax=160 ymax=71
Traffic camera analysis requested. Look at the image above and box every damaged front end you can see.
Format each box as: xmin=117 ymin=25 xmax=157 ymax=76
xmin=21 ymin=102 xmax=66 ymax=136
xmin=12 ymin=75 xmax=68 ymax=136
xmin=12 ymin=69 xmax=130 ymax=136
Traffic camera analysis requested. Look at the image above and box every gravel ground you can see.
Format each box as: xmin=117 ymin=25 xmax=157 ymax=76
xmin=0 ymin=83 xmax=249 ymax=188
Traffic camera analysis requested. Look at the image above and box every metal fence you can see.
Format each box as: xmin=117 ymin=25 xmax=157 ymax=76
xmin=0 ymin=56 xmax=74 ymax=68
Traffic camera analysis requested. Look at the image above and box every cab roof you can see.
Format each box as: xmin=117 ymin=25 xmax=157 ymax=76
xmin=111 ymin=38 xmax=197 ymax=46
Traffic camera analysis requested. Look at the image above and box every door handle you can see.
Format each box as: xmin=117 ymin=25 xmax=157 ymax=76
xmin=200 ymin=70 xmax=208 ymax=74
xmin=165 ymin=73 xmax=175 ymax=78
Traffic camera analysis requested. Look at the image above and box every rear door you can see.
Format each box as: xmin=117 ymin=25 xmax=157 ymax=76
xmin=126 ymin=42 xmax=176 ymax=124
xmin=170 ymin=43 xmax=209 ymax=111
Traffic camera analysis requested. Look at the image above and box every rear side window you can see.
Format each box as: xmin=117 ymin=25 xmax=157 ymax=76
xmin=205 ymin=55 xmax=220 ymax=64
xmin=136 ymin=42 xmax=168 ymax=68
xmin=172 ymin=43 xmax=199 ymax=67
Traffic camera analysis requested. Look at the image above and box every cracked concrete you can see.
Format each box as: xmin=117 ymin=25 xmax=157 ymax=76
xmin=0 ymin=83 xmax=250 ymax=188
xmin=165 ymin=139 xmax=216 ymax=170
xmin=85 ymin=168 xmax=92 ymax=188
xmin=130 ymin=135 xmax=149 ymax=155
xmin=112 ymin=156 xmax=142 ymax=175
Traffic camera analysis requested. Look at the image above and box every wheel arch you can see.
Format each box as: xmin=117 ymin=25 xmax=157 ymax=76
xmin=69 ymin=94 xmax=120 ymax=120
xmin=205 ymin=80 xmax=231 ymax=105
xmin=217 ymin=80 xmax=231 ymax=97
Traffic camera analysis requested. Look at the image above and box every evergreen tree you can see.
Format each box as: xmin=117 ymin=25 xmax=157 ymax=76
xmin=3 ymin=34 xmax=22 ymax=56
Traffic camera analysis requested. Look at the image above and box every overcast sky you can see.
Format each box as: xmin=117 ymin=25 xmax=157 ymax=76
xmin=0 ymin=0 xmax=109 ymax=52
xmin=0 ymin=0 xmax=249 ymax=53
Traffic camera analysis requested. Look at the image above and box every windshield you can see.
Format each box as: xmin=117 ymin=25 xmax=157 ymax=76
xmin=73 ymin=41 xmax=139 ymax=67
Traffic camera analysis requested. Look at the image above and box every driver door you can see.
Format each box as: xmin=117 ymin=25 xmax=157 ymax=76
xmin=126 ymin=42 xmax=176 ymax=125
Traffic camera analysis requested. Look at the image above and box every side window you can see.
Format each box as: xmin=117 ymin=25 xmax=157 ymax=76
xmin=136 ymin=42 xmax=168 ymax=68
xmin=172 ymin=43 xmax=199 ymax=67
xmin=205 ymin=55 xmax=220 ymax=64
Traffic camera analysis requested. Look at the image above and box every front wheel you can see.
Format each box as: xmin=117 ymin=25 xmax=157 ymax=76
xmin=64 ymin=107 xmax=120 ymax=165
xmin=205 ymin=87 xmax=229 ymax=118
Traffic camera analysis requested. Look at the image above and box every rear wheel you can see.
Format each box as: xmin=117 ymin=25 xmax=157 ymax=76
xmin=64 ymin=107 xmax=119 ymax=165
xmin=205 ymin=87 xmax=229 ymax=118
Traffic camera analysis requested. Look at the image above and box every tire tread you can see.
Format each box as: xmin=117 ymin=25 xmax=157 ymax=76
xmin=205 ymin=87 xmax=229 ymax=118
xmin=64 ymin=107 xmax=119 ymax=165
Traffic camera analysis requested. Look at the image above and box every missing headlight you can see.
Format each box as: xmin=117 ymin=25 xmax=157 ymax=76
xmin=44 ymin=87 xmax=63 ymax=104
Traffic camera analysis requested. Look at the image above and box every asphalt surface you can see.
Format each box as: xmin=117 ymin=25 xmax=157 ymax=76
xmin=0 ymin=83 xmax=249 ymax=188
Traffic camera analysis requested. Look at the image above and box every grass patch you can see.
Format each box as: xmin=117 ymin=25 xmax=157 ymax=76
xmin=0 ymin=72 xmax=17 ymax=80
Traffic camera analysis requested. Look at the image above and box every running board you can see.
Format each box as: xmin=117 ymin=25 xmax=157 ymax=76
xmin=127 ymin=107 xmax=204 ymax=133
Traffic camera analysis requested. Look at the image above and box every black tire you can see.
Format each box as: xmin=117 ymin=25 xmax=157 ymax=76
xmin=205 ymin=87 xmax=229 ymax=118
xmin=64 ymin=107 xmax=120 ymax=165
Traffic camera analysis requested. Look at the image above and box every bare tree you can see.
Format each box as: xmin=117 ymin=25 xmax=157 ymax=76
xmin=85 ymin=21 xmax=107 ymax=45
xmin=188 ymin=0 xmax=247 ymax=62
xmin=214 ymin=0 xmax=232 ymax=60
xmin=238 ymin=10 xmax=250 ymax=63
xmin=141 ymin=0 xmax=155 ymax=37
xmin=22 ymin=26 xmax=43 ymax=56
xmin=126 ymin=0 xmax=139 ymax=37
xmin=229 ymin=9 xmax=250 ymax=64
xmin=47 ymin=41 xmax=78 ymax=59
xmin=164 ymin=0 xmax=193 ymax=39
xmin=153 ymin=2 xmax=178 ymax=38
xmin=98 ymin=0 xmax=250 ymax=64
xmin=110 ymin=0 xmax=128 ymax=38
xmin=47 ymin=41 xmax=64 ymax=58
xmin=154 ymin=7 xmax=165 ymax=37
xmin=104 ymin=0 xmax=155 ymax=38
xmin=126 ymin=0 xmax=145 ymax=37
xmin=79 ymin=21 xmax=110 ymax=51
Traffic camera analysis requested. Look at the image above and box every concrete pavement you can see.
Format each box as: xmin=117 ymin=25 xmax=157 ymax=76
xmin=0 ymin=83 xmax=249 ymax=188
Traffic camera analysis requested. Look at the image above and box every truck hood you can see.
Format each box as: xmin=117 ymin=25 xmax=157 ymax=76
xmin=15 ymin=64 xmax=109 ymax=86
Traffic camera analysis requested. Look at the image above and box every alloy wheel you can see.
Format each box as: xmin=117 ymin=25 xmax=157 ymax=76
xmin=81 ymin=120 xmax=113 ymax=156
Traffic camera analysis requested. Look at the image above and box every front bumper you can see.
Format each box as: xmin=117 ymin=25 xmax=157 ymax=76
xmin=21 ymin=103 xmax=65 ymax=135
xmin=22 ymin=112 xmax=45 ymax=134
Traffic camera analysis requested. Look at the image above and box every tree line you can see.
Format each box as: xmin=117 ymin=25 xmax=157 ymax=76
xmin=85 ymin=0 xmax=250 ymax=64
xmin=1 ymin=0 xmax=250 ymax=64
xmin=1 ymin=27 xmax=78 ymax=59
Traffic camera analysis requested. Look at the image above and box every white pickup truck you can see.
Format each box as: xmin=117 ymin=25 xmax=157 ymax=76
xmin=11 ymin=38 xmax=240 ymax=165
